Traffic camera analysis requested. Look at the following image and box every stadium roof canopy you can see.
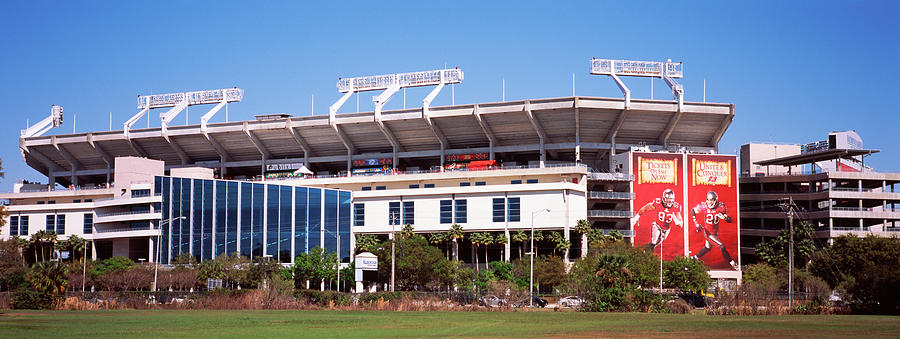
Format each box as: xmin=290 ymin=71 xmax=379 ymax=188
xmin=754 ymin=148 xmax=879 ymax=167
xmin=19 ymin=96 xmax=734 ymax=186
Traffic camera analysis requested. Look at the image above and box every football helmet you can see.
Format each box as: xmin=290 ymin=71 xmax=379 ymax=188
xmin=706 ymin=191 xmax=719 ymax=209
xmin=662 ymin=189 xmax=676 ymax=208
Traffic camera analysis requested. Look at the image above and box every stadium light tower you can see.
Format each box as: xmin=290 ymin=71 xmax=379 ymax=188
xmin=124 ymin=87 xmax=244 ymax=137
xmin=21 ymin=105 xmax=64 ymax=138
xmin=590 ymin=58 xmax=683 ymax=110
xmin=330 ymin=68 xmax=463 ymax=171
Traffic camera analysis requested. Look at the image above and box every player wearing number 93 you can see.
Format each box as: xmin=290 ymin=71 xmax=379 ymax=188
xmin=689 ymin=191 xmax=739 ymax=270
xmin=631 ymin=188 xmax=682 ymax=251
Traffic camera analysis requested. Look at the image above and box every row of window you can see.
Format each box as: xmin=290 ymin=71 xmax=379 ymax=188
xmin=360 ymin=179 xmax=539 ymax=191
xmin=8 ymin=214 xmax=93 ymax=236
xmin=35 ymin=199 xmax=93 ymax=205
xmin=351 ymin=197 xmax=521 ymax=227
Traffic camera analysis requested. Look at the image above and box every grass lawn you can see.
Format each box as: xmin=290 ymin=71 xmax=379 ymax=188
xmin=1 ymin=309 xmax=898 ymax=338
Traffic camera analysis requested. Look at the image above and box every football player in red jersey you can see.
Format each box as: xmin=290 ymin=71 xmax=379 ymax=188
xmin=689 ymin=191 xmax=739 ymax=270
xmin=631 ymin=188 xmax=683 ymax=251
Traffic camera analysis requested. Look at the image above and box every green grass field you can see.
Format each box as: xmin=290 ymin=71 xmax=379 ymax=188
xmin=1 ymin=310 xmax=898 ymax=338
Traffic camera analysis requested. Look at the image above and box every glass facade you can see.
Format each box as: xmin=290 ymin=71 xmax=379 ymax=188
xmin=157 ymin=176 xmax=350 ymax=264
xmin=46 ymin=215 xmax=54 ymax=232
xmin=83 ymin=213 xmax=92 ymax=234
xmin=402 ymin=201 xmax=414 ymax=225
xmin=492 ymin=198 xmax=505 ymax=222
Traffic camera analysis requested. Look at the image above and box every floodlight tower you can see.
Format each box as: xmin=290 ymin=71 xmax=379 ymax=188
xmin=590 ymin=58 xmax=683 ymax=110
xmin=21 ymin=105 xmax=64 ymax=138
xmin=330 ymin=68 xmax=463 ymax=173
xmin=123 ymin=87 xmax=244 ymax=137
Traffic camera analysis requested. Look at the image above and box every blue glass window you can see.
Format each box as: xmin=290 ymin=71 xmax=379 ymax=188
xmin=493 ymin=198 xmax=505 ymax=222
xmin=295 ymin=187 xmax=308 ymax=258
xmin=56 ymin=215 xmax=65 ymax=234
xmin=455 ymin=199 xmax=467 ymax=224
xmin=227 ymin=182 xmax=239 ymax=255
xmin=475 ymin=182 xmax=486 ymax=186
xmin=510 ymin=180 xmax=522 ymax=185
xmin=361 ymin=186 xmax=372 ymax=191
xmin=20 ymin=216 xmax=29 ymax=236
xmin=409 ymin=184 xmax=419 ymax=189
xmin=193 ymin=179 xmax=203 ymax=260
xmin=389 ymin=202 xmax=401 ymax=225
xmin=83 ymin=214 xmax=92 ymax=234
xmin=307 ymin=188 xmax=321 ymax=252
xmin=279 ymin=186 xmax=292 ymax=263
xmin=202 ymin=180 xmax=213 ymax=260
xmin=375 ymin=186 xmax=386 ymax=191
xmin=154 ymin=176 xmax=162 ymax=196
xmin=354 ymin=203 xmax=365 ymax=227
xmin=402 ymin=201 xmax=414 ymax=225
xmin=340 ymin=191 xmax=351 ymax=262
xmin=459 ymin=182 xmax=471 ymax=187
xmin=161 ymin=177 xmax=170 ymax=263
xmin=526 ymin=179 xmax=539 ymax=184
xmin=324 ymin=190 xmax=338 ymax=256
xmin=266 ymin=185 xmax=278 ymax=258
xmin=424 ymin=183 xmax=435 ymax=188
xmin=240 ymin=183 xmax=252 ymax=258
xmin=440 ymin=200 xmax=452 ymax=224
xmin=216 ymin=181 xmax=227 ymax=257
xmin=507 ymin=197 xmax=520 ymax=222
xmin=170 ymin=178 xmax=181 ymax=257
xmin=45 ymin=215 xmax=54 ymax=232
xmin=179 ymin=178 xmax=191 ymax=257
xmin=10 ymin=216 xmax=18 ymax=236
xmin=252 ymin=184 xmax=265 ymax=258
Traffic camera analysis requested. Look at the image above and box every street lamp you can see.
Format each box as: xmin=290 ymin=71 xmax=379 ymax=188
xmin=153 ymin=216 xmax=186 ymax=292
xmin=322 ymin=228 xmax=342 ymax=292
xmin=530 ymin=208 xmax=550 ymax=308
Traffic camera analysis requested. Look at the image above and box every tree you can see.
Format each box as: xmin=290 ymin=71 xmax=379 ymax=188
xmin=494 ymin=233 xmax=508 ymax=261
xmin=92 ymin=256 xmax=134 ymax=276
xmin=28 ymin=261 xmax=68 ymax=295
xmin=808 ymin=235 xmax=900 ymax=314
xmin=663 ymin=256 xmax=711 ymax=291
xmin=575 ymin=219 xmax=591 ymax=258
xmin=534 ymin=255 xmax=567 ymax=293
xmin=511 ymin=230 xmax=528 ymax=259
xmin=354 ymin=234 xmax=380 ymax=254
xmin=755 ymin=220 xmax=817 ymax=268
xmin=399 ymin=224 xmax=415 ymax=239
xmin=428 ymin=232 xmax=450 ymax=259
xmin=0 ymin=239 xmax=26 ymax=291
xmin=470 ymin=232 xmax=492 ymax=272
xmin=448 ymin=224 xmax=465 ymax=261
xmin=547 ymin=231 xmax=570 ymax=256
xmin=293 ymin=246 xmax=337 ymax=290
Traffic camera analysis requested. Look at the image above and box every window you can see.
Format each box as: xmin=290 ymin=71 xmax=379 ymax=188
xmin=475 ymin=182 xmax=486 ymax=186
xmin=455 ymin=199 xmax=467 ymax=223
xmin=20 ymin=216 xmax=29 ymax=235
xmin=46 ymin=215 xmax=55 ymax=232
xmin=132 ymin=189 xmax=151 ymax=198
xmin=84 ymin=199 xmax=92 ymax=202
xmin=37 ymin=201 xmax=45 ymax=205
xmin=424 ymin=183 xmax=435 ymax=188
xmin=10 ymin=216 xmax=18 ymax=236
xmin=354 ymin=203 xmax=365 ymax=226
xmin=507 ymin=197 xmax=520 ymax=222
xmin=408 ymin=184 xmax=419 ymax=189
xmin=389 ymin=202 xmax=401 ymax=225
xmin=362 ymin=186 xmax=372 ymax=191
xmin=376 ymin=186 xmax=386 ymax=191
xmin=83 ymin=214 xmax=93 ymax=234
xmin=460 ymin=182 xmax=471 ymax=187
xmin=402 ymin=201 xmax=415 ymax=225
xmin=526 ymin=179 xmax=539 ymax=184
xmin=48 ymin=201 xmax=55 ymax=204
xmin=440 ymin=200 xmax=452 ymax=224
xmin=493 ymin=198 xmax=505 ymax=222
xmin=510 ymin=180 xmax=522 ymax=185
xmin=73 ymin=199 xmax=81 ymax=203
xmin=56 ymin=214 xmax=65 ymax=234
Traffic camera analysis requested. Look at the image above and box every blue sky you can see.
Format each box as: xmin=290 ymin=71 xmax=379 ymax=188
xmin=1 ymin=1 xmax=898 ymax=191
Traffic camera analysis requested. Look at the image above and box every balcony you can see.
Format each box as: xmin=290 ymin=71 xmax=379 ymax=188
xmin=588 ymin=191 xmax=634 ymax=200
xmin=94 ymin=210 xmax=162 ymax=224
xmin=90 ymin=225 xmax=159 ymax=239
xmin=94 ymin=195 xmax=161 ymax=208
xmin=588 ymin=210 xmax=632 ymax=218
xmin=595 ymin=229 xmax=635 ymax=237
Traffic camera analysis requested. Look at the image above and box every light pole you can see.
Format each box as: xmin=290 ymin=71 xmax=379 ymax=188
xmin=323 ymin=228 xmax=341 ymax=291
xmin=390 ymin=210 xmax=398 ymax=292
xmin=778 ymin=197 xmax=799 ymax=309
xmin=153 ymin=216 xmax=186 ymax=293
xmin=530 ymin=208 xmax=550 ymax=307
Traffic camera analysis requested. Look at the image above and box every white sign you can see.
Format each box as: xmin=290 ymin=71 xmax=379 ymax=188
xmin=266 ymin=163 xmax=305 ymax=172
xmin=355 ymin=257 xmax=378 ymax=270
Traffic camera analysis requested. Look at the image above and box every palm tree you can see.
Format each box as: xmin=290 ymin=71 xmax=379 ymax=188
xmin=575 ymin=219 xmax=591 ymax=258
xmin=470 ymin=232 xmax=488 ymax=272
xmin=31 ymin=230 xmax=49 ymax=262
xmin=546 ymin=231 xmax=564 ymax=256
xmin=14 ymin=236 xmax=30 ymax=265
xmin=399 ymin=224 xmax=415 ymax=239
xmin=480 ymin=232 xmax=494 ymax=271
xmin=66 ymin=235 xmax=86 ymax=262
xmin=530 ymin=230 xmax=544 ymax=257
xmin=511 ymin=230 xmax=528 ymax=259
xmin=448 ymin=224 xmax=464 ymax=261
xmin=355 ymin=234 xmax=380 ymax=254
xmin=428 ymin=232 xmax=450 ymax=259
xmin=28 ymin=261 xmax=68 ymax=295
xmin=494 ymin=233 xmax=508 ymax=262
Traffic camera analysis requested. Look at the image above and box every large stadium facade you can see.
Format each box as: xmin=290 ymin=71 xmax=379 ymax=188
xmin=1 ymin=60 xmax=744 ymax=282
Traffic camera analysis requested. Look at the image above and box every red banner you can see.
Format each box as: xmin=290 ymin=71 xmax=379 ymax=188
xmin=631 ymin=152 xmax=685 ymax=260
xmin=686 ymin=154 xmax=740 ymax=271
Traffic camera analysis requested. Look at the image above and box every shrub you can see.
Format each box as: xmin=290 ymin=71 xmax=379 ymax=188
xmin=11 ymin=284 xmax=55 ymax=309
xmin=666 ymin=298 xmax=694 ymax=314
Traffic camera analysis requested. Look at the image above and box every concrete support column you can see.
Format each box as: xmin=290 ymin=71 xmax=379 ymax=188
xmin=504 ymin=229 xmax=510 ymax=262
xmin=149 ymin=237 xmax=156 ymax=263
xmin=609 ymin=136 xmax=616 ymax=172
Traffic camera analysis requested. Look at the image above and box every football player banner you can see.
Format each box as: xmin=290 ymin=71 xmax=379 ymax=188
xmin=686 ymin=154 xmax=740 ymax=271
xmin=630 ymin=152 xmax=685 ymax=260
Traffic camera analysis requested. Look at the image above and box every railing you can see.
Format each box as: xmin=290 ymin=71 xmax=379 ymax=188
xmin=831 ymin=207 xmax=874 ymax=212
xmin=588 ymin=172 xmax=633 ymax=181
xmin=95 ymin=225 xmax=157 ymax=233
xmin=255 ymin=163 xmax=592 ymax=182
xmin=596 ymin=229 xmax=635 ymax=237
xmin=15 ymin=184 xmax=113 ymax=194
xmin=588 ymin=210 xmax=632 ymax=218
xmin=95 ymin=210 xmax=159 ymax=218
xmin=588 ymin=191 xmax=634 ymax=199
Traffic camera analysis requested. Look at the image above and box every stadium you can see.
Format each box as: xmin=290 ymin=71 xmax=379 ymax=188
xmin=1 ymin=59 xmax=743 ymax=284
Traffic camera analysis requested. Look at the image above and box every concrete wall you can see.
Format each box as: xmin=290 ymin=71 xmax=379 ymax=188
xmin=740 ymin=143 xmax=801 ymax=176
xmin=114 ymin=157 xmax=165 ymax=197
xmin=170 ymin=167 xmax=215 ymax=180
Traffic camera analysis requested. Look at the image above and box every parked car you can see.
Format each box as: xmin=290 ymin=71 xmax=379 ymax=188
xmin=532 ymin=296 xmax=548 ymax=308
xmin=479 ymin=295 xmax=508 ymax=307
xmin=558 ymin=296 xmax=583 ymax=308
